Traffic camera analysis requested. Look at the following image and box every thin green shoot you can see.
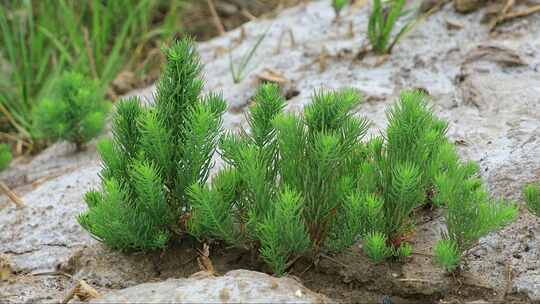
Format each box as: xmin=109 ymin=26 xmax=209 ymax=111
xmin=229 ymin=26 xmax=271 ymax=84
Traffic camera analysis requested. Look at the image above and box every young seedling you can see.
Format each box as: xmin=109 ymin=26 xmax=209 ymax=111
xmin=33 ymin=73 xmax=109 ymax=150
xmin=229 ymin=27 xmax=270 ymax=83
xmin=78 ymin=38 xmax=226 ymax=251
xmin=367 ymin=0 xmax=416 ymax=54
xmin=0 ymin=144 xmax=12 ymax=171
xmin=433 ymin=239 xmax=460 ymax=272
xmin=332 ymin=0 xmax=349 ymax=20
xmin=188 ymin=84 xmax=370 ymax=274
xmin=524 ymin=184 xmax=540 ymax=216
xmin=364 ymin=232 xmax=392 ymax=262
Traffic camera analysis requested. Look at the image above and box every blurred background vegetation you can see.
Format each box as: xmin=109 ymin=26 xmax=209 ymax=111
xmin=0 ymin=0 xmax=304 ymax=155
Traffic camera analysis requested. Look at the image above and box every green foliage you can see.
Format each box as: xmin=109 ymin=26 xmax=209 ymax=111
xmin=0 ymin=144 xmax=12 ymax=171
xmin=0 ymin=1 xmax=64 ymax=143
xmin=364 ymin=232 xmax=392 ymax=262
xmin=357 ymin=91 xmax=449 ymax=247
xmin=33 ymin=72 xmax=109 ymax=149
xmin=432 ymin=141 xmax=517 ymax=271
xmin=433 ymin=239 xmax=460 ymax=272
xmin=79 ymin=162 xmax=171 ymax=250
xmin=332 ymin=0 xmax=350 ymax=18
xmin=188 ymin=84 xmax=370 ymax=274
xmin=79 ymin=38 xmax=226 ymax=251
xmin=367 ymin=0 xmax=416 ymax=54
xmin=0 ymin=0 xmax=185 ymax=149
xmin=257 ymin=188 xmax=312 ymax=275
xmin=229 ymin=27 xmax=269 ymax=84
xmin=433 ymin=151 xmax=517 ymax=252
xmin=354 ymin=90 xmax=515 ymax=266
xmin=393 ymin=242 xmax=412 ymax=258
xmin=524 ymin=184 xmax=540 ymax=217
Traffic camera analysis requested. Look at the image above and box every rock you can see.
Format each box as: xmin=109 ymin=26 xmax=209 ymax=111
xmin=514 ymin=272 xmax=540 ymax=302
xmin=90 ymin=270 xmax=330 ymax=304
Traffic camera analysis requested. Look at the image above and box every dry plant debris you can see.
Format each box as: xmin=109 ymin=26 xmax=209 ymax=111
xmin=0 ymin=182 xmax=25 ymax=209
xmin=257 ymin=68 xmax=289 ymax=84
xmin=62 ymin=280 xmax=101 ymax=303
xmin=489 ymin=0 xmax=540 ymax=30
xmin=0 ymin=254 xmax=14 ymax=281
xmin=197 ymin=243 xmax=216 ymax=275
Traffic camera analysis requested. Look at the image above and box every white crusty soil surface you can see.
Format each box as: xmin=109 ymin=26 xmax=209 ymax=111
xmin=1 ymin=1 xmax=540 ymax=303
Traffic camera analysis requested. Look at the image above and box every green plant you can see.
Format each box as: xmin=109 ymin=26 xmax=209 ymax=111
xmin=229 ymin=27 xmax=269 ymax=84
xmin=367 ymin=0 xmax=416 ymax=54
xmin=433 ymin=239 xmax=460 ymax=272
xmin=357 ymin=91 xmax=450 ymax=251
xmin=188 ymin=84 xmax=370 ymax=274
xmin=393 ymin=242 xmax=412 ymax=258
xmin=78 ymin=38 xmax=226 ymax=251
xmin=33 ymin=72 xmax=109 ymax=150
xmin=364 ymin=231 xmax=392 ymax=262
xmin=433 ymin=143 xmax=517 ymax=271
xmin=0 ymin=1 xmax=67 ymax=146
xmin=43 ymin=0 xmax=185 ymax=88
xmin=524 ymin=184 xmax=540 ymax=216
xmin=1 ymin=0 xmax=185 ymax=149
xmin=0 ymin=144 xmax=12 ymax=171
xmin=332 ymin=0 xmax=349 ymax=19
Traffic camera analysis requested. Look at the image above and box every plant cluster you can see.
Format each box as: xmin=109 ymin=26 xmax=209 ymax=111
xmin=524 ymin=184 xmax=540 ymax=217
xmin=367 ymin=0 xmax=416 ymax=54
xmin=79 ymin=38 xmax=517 ymax=275
xmin=0 ymin=144 xmax=12 ymax=171
xmin=188 ymin=88 xmax=517 ymax=273
xmin=188 ymin=84 xmax=370 ymax=274
xmin=33 ymin=72 xmax=109 ymax=150
xmin=78 ymin=38 xmax=226 ymax=251
xmin=354 ymin=91 xmax=516 ymax=271
xmin=229 ymin=27 xmax=269 ymax=84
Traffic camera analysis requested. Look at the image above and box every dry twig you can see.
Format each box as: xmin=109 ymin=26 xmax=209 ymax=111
xmin=500 ymin=4 xmax=540 ymax=22
xmin=0 ymin=181 xmax=25 ymax=208
xmin=207 ymin=0 xmax=226 ymax=36
xmin=490 ymin=2 xmax=540 ymax=29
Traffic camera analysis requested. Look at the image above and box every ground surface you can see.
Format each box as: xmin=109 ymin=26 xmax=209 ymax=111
xmin=1 ymin=1 xmax=540 ymax=303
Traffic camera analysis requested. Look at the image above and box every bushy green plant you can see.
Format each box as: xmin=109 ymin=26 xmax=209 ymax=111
xmin=33 ymin=72 xmax=109 ymax=150
xmin=364 ymin=231 xmax=392 ymax=262
xmin=0 ymin=144 xmax=12 ymax=171
xmin=355 ymin=90 xmax=515 ymax=266
xmin=188 ymin=84 xmax=370 ymax=274
xmin=367 ymin=0 xmax=416 ymax=54
xmin=524 ymin=184 xmax=540 ymax=216
xmin=78 ymin=38 xmax=226 ymax=251
xmin=432 ymin=141 xmax=517 ymax=271
xmin=356 ymin=91 xmax=450 ymax=252
xmin=433 ymin=239 xmax=460 ymax=272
